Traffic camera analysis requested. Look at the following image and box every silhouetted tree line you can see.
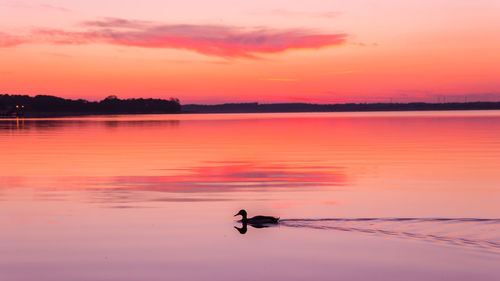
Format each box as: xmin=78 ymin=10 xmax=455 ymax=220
xmin=3 ymin=94 xmax=500 ymax=117
xmin=0 ymin=94 xmax=181 ymax=117
xmin=182 ymin=102 xmax=500 ymax=113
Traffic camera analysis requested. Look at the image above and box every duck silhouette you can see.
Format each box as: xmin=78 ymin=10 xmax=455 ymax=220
xmin=234 ymin=209 xmax=279 ymax=225
xmin=234 ymin=209 xmax=279 ymax=234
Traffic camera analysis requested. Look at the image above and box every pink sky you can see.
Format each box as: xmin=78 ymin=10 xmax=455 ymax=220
xmin=0 ymin=0 xmax=499 ymax=103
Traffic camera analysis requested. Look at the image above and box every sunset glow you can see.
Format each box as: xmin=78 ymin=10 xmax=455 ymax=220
xmin=1 ymin=2 xmax=500 ymax=276
xmin=0 ymin=0 xmax=499 ymax=103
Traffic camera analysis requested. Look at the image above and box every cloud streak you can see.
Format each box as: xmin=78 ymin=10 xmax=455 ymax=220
xmin=3 ymin=1 xmax=71 ymax=12
xmin=2 ymin=18 xmax=348 ymax=58
xmin=40 ymin=3 xmax=71 ymax=12
xmin=0 ymin=32 xmax=24 ymax=47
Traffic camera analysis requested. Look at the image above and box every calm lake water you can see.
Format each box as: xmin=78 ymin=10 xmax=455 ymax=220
xmin=1 ymin=111 xmax=499 ymax=281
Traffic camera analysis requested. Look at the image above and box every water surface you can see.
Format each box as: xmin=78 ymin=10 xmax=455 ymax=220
xmin=1 ymin=111 xmax=499 ymax=280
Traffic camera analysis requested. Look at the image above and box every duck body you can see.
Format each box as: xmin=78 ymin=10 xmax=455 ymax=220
xmin=246 ymin=215 xmax=279 ymax=224
xmin=234 ymin=209 xmax=279 ymax=226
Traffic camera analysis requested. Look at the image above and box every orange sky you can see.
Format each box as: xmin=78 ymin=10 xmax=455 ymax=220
xmin=0 ymin=0 xmax=499 ymax=103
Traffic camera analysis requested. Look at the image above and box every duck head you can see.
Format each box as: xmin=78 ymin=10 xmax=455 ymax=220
xmin=234 ymin=209 xmax=247 ymax=220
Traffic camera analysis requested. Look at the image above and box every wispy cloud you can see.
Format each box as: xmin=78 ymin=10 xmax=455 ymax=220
xmin=3 ymin=1 xmax=71 ymax=12
xmin=0 ymin=18 xmax=348 ymax=58
xmin=40 ymin=3 xmax=71 ymax=12
xmin=0 ymin=32 xmax=24 ymax=47
xmin=81 ymin=18 xmax=150 ymax=28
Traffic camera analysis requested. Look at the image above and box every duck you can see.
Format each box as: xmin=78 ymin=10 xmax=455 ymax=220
xmin=234 ymin=209 xmax=279 ymax=225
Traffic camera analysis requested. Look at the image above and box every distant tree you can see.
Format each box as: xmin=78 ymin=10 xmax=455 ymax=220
xmin=0 ymin=94 xmax=182 ymax=116
xmin=104 ymin=95 xmax=118 ymax=101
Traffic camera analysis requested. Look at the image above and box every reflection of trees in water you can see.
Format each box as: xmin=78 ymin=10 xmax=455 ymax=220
xmin=0 ymin=119 xmax=181 ymax=131
xmin=103 ymin=120 xmax=180 ymax=129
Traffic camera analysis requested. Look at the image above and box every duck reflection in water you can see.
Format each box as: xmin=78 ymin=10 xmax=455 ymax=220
xmin=234 ymin=209 xmax=279 ymax=234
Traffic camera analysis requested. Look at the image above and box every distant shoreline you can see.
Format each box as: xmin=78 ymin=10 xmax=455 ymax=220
xmin=181 ymin=102 xmax=500 ymax=114
xmin=2 ymin=94 xmax=500 ymax=118
xmin=1 ymin=102 xmax=500 ymax=118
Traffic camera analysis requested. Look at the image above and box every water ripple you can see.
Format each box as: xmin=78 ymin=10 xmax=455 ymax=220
xmin=280 ymin=218 xmax=500 ymax=253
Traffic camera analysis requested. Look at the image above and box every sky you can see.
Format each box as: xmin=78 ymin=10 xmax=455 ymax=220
xmin=0 ymin=0 xmax=499 ymax=104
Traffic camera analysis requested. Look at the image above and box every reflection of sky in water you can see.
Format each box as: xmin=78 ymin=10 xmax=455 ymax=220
xmin=1 ymin=112 xmax=500 ymax=281
xmin=2 ymin=161 xmax=347 ymax=204
xmin=109 ymin=162 xmax=346 ymax=190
